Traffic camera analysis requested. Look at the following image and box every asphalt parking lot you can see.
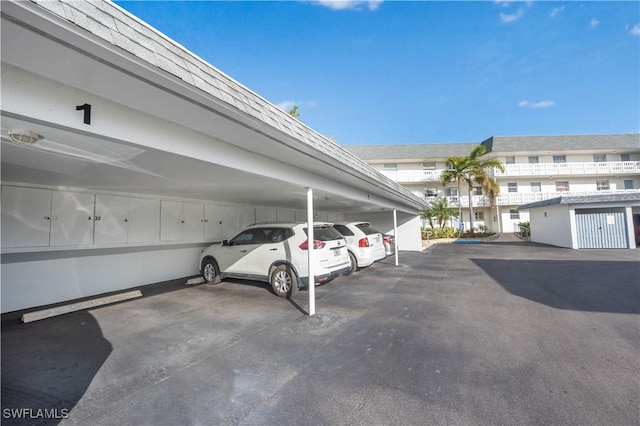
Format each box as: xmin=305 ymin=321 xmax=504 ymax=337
xmin=2 ymin=240 xmax=639 ymax=425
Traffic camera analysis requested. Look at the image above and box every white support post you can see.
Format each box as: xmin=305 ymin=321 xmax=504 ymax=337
xmin=393 ymin=209 xmax=399 ymax=266
xmin=306 ymin=187 xmax=316 ymax=316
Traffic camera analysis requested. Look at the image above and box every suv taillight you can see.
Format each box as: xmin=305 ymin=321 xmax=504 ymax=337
xmin=358 ymin=237 xmax=370 ymax=248
xmin=383 ymin=236 xmax=392 ymax=243
xmin=299 ymin=240 xmax=326 ymax=250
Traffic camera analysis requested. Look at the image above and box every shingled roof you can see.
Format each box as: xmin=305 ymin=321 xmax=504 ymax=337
xmin=518 ymin=192 xmax=640 ymax=210
xmin=483 ymin=134 xmax=640 ymax=153
xmin=30 ymin=0 xmax=423 ymax=207
xmin=345 ymin=134 xmax=639 ymax=161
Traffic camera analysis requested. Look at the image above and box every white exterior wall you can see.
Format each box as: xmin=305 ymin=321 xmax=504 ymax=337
xmin=501 ymin=209 xmax=530 ymax=233
xmin=1 ymin=246 xmax=203 ymax=313
xmin=345 ymin=210 xmax=422 ymax=252
xmin=528 ymin=204 xmax=573 ymax=248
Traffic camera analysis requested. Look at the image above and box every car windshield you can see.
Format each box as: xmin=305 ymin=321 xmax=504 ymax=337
xmin=303 ymin=225 xmax=344 ymax=241
xmin=356 ymin=223 xmax=381 ymax=235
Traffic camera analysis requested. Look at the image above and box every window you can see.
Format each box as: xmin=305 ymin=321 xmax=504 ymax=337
xmin=507 ymin=183 xmax=518 ymax=193
xmin=593 ymin=154 xmax=607 ymax=162
xmin=528 ymin=156 xmax=539 ymax=164
xmin=333 ymin=224 xmax=354 ymax=236
xmin=449 ymin=188 xmax=458 ymax=198
xmin=596 ymin=180 xmax=610 ymax=191
xmin=506 ymin=156 xmax=515 ymax=164
xmin=510 ymin=209 xmax=520 ymax=220
xmin=553 ymin=155 xmax=566 ymax=163
xmin=530 ymin=182 xmax=541 ymax=193
xmin=422 ymin=162 xmax=436 ymax=170
xmin=621 ymin=154 xmax=631 ymax=162
xmin=475 ymin=211 xmax=484 ymax=220
xmin=555 ymin=181 xmax=570 ymax=192
xmin=624 ymin=180 xmax=634 ymax=190
xmin=383 ymin=163 xmax=397 ymax=172
xmin=424 ymin=187 xmax=438 ymax=197
xmin=472 ymin=187 xmax=482 ymax=196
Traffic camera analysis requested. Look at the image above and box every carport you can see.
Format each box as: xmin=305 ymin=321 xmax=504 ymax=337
xmin=0 ymin=0 xmax=426 ymax=314
xmin=518 ymin=193 xmax=640 ymax=249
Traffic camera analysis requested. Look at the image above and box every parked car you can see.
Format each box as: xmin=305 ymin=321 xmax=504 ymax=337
xmin=199 ymin=223 xmax=351 ymax=298
xmin=382 ymin=234 xmax=395 ymax=256
xmin=333 ymin=222 xmax=386 ymax=274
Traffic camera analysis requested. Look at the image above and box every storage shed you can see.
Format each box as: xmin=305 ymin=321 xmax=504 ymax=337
xmin=518 ymin=193 xmax=640 ymax=249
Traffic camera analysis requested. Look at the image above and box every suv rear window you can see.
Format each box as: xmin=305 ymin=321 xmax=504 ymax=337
xmin=303 ymin=225 xmax=344 ymax=241
xmin=356 ymin=223 xmax=381 ymax=235
xmin=332 ymin=224 xmax=354 ymax=236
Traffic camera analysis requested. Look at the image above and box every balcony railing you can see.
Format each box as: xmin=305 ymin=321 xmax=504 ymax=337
xmin=423 ymin=189 xmax=640 ymax=208
xmin=493 ymin=161 xmax=640 ymax=177
xmin=380 ymin=169 xmax=441 ymax=182
xmin=382 ymin=161 xmax=639 ymax=182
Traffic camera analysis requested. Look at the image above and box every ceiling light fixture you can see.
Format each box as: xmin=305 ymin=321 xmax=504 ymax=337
xmin=8 ymin=129 xmax=43 ymax=145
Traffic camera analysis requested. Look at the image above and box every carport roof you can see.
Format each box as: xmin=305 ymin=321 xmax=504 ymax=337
xmin=518 ymin=192 xmax=640 ymax=210
xmin=5 ymin=0 xmax=424 ymax=211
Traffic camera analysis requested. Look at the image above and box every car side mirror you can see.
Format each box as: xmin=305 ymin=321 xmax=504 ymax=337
xmin=222 ymin=240 xmax=229 ymax=246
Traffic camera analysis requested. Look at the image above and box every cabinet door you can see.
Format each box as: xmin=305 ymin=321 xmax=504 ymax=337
xmin=95 ymin=195 xmax=129 ymax=245
xmin=161 ymin=200 xmax=183 ymax=241
xmin=204 ymin=204 xmax=224 ymax=241
xmin=221 ymin=206 xmax=240 ymax=239
xmin=50 ymin=191 xmax=95 ymax=246
xmin=1 ymin=186 xmax=52 ymax=248
xmin=256 ymin=207 xmax=277 ymax=224
xmin=183 ymin=202 xmax=204 ymax=241
xmin=128 ymin=198 xmax=160 ymax=243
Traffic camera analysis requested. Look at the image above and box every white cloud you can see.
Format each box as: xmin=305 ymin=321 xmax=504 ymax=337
xmin=550 ymin=6 xmax=564 ymax=18
xmin=275 ymin=100 xmax=318 ymax=112
xmin=630 ymin=23 xmax=640 ymax=36
xmin=500 ymin=10 xmax=523 ymax=23
xmin=311 ymin=0 xmax=382 ymax=11
xmin=518 ymin=100 xmax=555 ymax=109
xmin=590 ymin=18 xmax=600 ymax=28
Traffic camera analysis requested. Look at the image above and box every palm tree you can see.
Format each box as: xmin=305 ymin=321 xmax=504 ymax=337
xmin=439 ymin=156 xmax=473 ymax=231
xmin=429 ymin=198 xmax=458 ymax=228
xmin=288 ymin=105 xmax=300 ymax=118
xmin=420 ymin=208 xmax=437 ymax=229
xmin=466 ymin=146 xmax=504 ymax=232
xmin=440 ymin=145 xmax=504 ymax=233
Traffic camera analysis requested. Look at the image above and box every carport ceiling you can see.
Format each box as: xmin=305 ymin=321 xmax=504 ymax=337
xmin=1 ymin=114 xmax=382 ymax=213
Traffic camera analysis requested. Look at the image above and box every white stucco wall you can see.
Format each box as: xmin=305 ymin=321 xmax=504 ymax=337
xmin=345 ymin=210 xmax=422 ymax=252
xmin=528 ymin=204 xmax=574 ymax=248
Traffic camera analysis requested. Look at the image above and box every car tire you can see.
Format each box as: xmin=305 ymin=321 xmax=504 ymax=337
xmin=270 ymin=265 xmax=298 ymax=298
xmin=202 ymin=258 xmax=221 ymax=284
xmin=345 ymin=252 xmax=358 ymax=275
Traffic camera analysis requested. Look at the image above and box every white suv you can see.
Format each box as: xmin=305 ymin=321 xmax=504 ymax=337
xmin=333 ymin=222 xmax=386 ymax=274
xmin=199 ymin=223 xmax=351 ymax=298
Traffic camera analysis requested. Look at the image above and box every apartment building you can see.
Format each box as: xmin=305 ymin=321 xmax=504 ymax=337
xmin=346 ymin=134 xmax=640 ymax=234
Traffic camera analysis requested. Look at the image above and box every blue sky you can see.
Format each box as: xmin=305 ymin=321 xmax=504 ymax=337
xmin=114 ymin=1 xmax=639 ymax=145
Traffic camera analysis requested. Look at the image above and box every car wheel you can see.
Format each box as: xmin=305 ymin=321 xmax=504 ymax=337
xmin=202 ymin=258 xmax=221 ymax=284
xmin=270 ymin=265 xmax=298 ymax=298
xmin=345 ymin=252 xmax=357 ymax=275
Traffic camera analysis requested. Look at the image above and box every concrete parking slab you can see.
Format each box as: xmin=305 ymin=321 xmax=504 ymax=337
xmin=2 ymin=243 xmax=639 ymax=425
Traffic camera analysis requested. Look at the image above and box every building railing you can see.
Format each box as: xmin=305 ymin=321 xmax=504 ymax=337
xmin=382 ymin=161 xmax=639 ymax=182
xmin=422 ymin=189 xmax=640 ymax=207
xmin=492 ymin=161 xmax=640 ymax=177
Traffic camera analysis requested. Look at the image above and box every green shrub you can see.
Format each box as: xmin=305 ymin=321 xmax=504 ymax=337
xmin=429 ymin=227 xmax=456 ymax=239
